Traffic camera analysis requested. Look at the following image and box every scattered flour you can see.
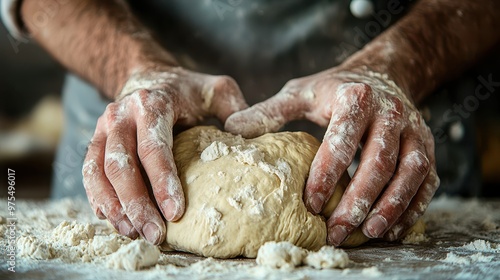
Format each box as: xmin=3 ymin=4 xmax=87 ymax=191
xmin=304 ymin=246 xmax=349 ymax=269
xmin=459 ymin=239 xmax=500 ymax=253
xmin=441 ymin=252 xmax=494 ymax=265
xmin=361 ymin=266 xmax=383 ymax=277
xmin=106 ymin=240 xmax=160 ymax=271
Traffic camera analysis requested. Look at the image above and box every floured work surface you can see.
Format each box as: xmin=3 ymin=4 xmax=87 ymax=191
xmin=0 ymin=196 xmax=499 ymax=280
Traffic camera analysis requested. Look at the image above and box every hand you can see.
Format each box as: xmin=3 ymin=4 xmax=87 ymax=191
xmin=82 ymin=67 xmax=248 ymax=244
xmin=225 ymin=68 xmax=439 ymax=246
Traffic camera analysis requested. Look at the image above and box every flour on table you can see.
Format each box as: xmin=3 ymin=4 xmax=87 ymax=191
xmin=361 ymin=266 xmax=383 ymax=277
xmin=256 ymin=241 xmax=349 ymax=270
xmin=256 ymin=241 xmax=307 ymax=270
xmin=106 ymin=239 xmax=160 ymax=271
xmin=304 ymin=245 xmax=349 ymax=269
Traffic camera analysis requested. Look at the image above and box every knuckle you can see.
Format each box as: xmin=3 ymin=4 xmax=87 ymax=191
xmin=213 ymin=75 xmax=239 ymax=93
xmin=138 ymin=139 xmax=165 ymax=161
xmin=283 ymin=78 xmax=301 ymax=90
xmin=104 ymin=156 xmax=129 ymax=180
xmin=343 ymin=83 xmax=373 ymax=107
xmin=370 ymin=152 xmax=396 ymax=180
xmin=404 ymin=150 xmax=430 ymax=176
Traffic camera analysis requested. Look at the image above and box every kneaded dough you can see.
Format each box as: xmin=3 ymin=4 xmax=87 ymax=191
xmin=167 ymin=126 xmax=424 ymax=258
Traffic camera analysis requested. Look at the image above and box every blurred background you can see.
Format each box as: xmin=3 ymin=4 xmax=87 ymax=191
xmin=0 ymin=18 xmax=64 ymax=199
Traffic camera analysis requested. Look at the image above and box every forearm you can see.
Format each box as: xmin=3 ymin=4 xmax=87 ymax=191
xmin=339 ymin=0 xmax=500 ymax=104
xmin=21 ymin=0 xmax=177 ymax=99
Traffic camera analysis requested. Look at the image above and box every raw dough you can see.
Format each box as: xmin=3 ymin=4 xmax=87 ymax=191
xmin=167 ymin=126 xmax=424 ymax=258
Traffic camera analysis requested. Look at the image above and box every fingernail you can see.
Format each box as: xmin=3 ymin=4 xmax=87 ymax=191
xmin=328 ymin=225 xmax=347 ymax=246
xmin=308 ymin=193 xmax=325 ymax=214
xmin=143 ymin=222 xmax=161 ymax=244
xmin=364 ymin=215 xmax=388 ymax=238
xmin=162 ymin=198 xmax=180 ymax=221
xmin=118 ymin=220 xmax=134 ymax=236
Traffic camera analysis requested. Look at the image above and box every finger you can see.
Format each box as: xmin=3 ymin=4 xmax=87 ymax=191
xmin=362 ymin=133 xmax=430 ymax=239
xmin=205 ymin=75 xmax=249 ymax=121
xmin=136 ymin=100 xmax=185 ymax=222
xmin=224 ymin=80 xmax=311 ymax=138
xmin=103 ymin=103 xmax=166 ymax=245
xmin=305 ymin=83 xmax=374 ymax=216
xmin=82 ymin=116 xmax=138 ymax=238
xmin=384 ymin=168 xmax=439 ymax=241
xmin=384 ymin=127 xmax=439 ymax=241
xmin=325 ymin=116 xmax=401 ymax=244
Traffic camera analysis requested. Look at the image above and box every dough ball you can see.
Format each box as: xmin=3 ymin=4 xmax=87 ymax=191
xmin=167 ymin=126 xmax=424 ymax=258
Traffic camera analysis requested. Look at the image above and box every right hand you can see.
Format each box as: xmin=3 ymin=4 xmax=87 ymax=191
xmin=82 ymin=67 xmax=248 ymax=244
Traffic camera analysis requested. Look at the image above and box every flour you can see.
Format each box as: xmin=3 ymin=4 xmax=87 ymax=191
xmin=256 ymin=241 xmax=349 ymax=270
xmin=361 ymin=266 xmax=383 ymax=277
xmin=459 ymin=239 xmax=499 ymax=253
xmin=200 ymin=141 xmax=229 ymax=162
xmin=200 ymin=205 xmax=225 ymax=247
xmin=2 ymin=196 xmax=500 ymax=279
xmin=106 ymin=240 xmax=160 ymax=271
xmin=441 ymin=252 xmax=494 ymax=265
xmin=256 ymin=241 xmax=307 ymax=270
xmin=304 ymin=246 xmax=349 ymax=269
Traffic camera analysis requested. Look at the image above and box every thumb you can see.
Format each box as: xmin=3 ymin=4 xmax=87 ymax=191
xmin=225 ymin=87 xmax=309 ymax=138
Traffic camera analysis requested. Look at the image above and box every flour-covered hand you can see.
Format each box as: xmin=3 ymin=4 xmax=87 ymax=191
xmin=82 ymin=67 xmax=248 ymax=244
xmin=225 ymin=69 xmax=439 ymax=246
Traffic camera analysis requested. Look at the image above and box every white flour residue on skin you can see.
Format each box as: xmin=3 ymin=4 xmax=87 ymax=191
xmin=148 ymin=114 xmax=174 ymax=149
xmin=82 ymin=159 xmax=98 ymax=177
xmin=106 ymin=144 xmax=131 ymax=170
xmin=119 ymin=70 xmax=179 ymax=99
xmin=200 ymin=204 xmax=225 ymax=247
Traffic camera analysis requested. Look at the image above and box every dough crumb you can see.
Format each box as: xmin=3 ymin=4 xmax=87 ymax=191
xmin=256 ymin=241 xmax=306 ymax=270
xmin=106 ymin=239 xmax=160 ymax=271
xmin=304 ymin=246 xmax=349 ymax=269
xmin=402 ymin=232 xmax=429 ymax=245
xmin=256 ymin=241 xmax=350 ymax=270
xmin=52 ymin=220 xmax=95 ymax=246
xmin=17 ymin=235 xmax=53 ymax=260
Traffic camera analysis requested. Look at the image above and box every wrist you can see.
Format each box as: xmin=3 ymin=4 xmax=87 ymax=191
xmin=112 ymin=35 xmax=179 ymax=100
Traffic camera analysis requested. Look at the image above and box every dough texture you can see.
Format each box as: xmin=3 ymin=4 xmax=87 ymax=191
xmin=168 ymin=126 xmax=424 ymax=258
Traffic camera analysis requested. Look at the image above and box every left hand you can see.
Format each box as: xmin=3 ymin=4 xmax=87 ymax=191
xmin=225 ymin=67 xmax=440 ymax=246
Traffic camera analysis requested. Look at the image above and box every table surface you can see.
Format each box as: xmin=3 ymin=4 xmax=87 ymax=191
xmin=1 ymin=196 xmax=499 ymax=280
